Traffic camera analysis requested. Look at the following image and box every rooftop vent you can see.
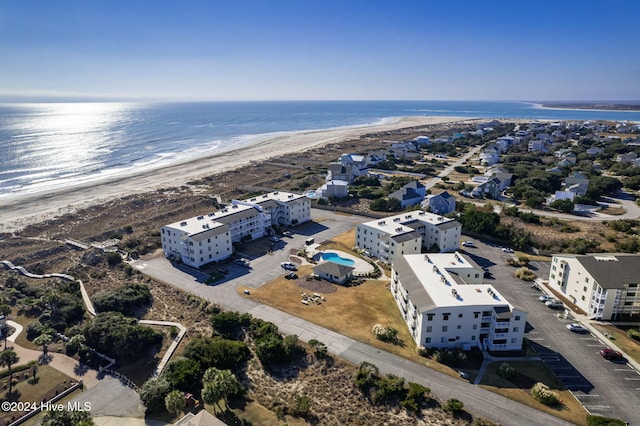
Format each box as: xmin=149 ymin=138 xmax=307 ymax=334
xmin=250 ymin=198 xmax=257 ymax=202
xmin=232 ymin=204 xmax=238 ymax=209
xmin=208 ymin=213 xmax=215 ymax=217
xmin=419 ymin=211 xmax=425 ymax=215
xmin=197 ymin=216 xmax=204 ymax=220
xmin=451 ymin=289 xmax=458 ymax=297
xmin=180 ymin=221 xmax=187 ymax=226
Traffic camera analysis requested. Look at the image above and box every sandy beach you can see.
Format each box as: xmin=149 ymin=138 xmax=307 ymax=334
xmin=0 ymin=115 xmax=470 ymax=233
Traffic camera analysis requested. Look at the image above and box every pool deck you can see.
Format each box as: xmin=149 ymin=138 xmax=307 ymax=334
xmin=309 ymin=248 xmax=373 ymax=275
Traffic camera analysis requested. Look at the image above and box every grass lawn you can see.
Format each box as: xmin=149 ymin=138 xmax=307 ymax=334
xmin=0 ymin=365 xmax=78 ymax=425
xmin=246 ymin=264 xmax=463 ymax=378
xmin=591 ymin=324 xmax=640 ymax=364
xmin=479 ymin=361 xmax=588 ymax=426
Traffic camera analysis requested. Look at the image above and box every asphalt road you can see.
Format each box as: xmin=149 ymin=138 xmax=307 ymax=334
xmin=135 ymin=209 xmax=578 ymax=426
xmin=460 ymin=238 xmax=640 ymax=424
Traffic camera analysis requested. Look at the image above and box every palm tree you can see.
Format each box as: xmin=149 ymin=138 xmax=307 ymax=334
xmin=0 ymin=350 xmax=19 ymax=394
xmin=164 ymin=389 xmax=186 ymax=417
xmin=33 ymin=333 xmax=52 ymax=356
xmin=201 ymin=367 xmax=241 ymax=412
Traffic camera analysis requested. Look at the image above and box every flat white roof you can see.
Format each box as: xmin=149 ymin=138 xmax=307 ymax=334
xmin=360 ymin=211 xmax=455 ymax=235
xmin=403 ymin=253 xmax=508 ymax=308
xmin=244 ymin=190 xmax=306 ymax=204
xmin=164 ymin=203 xmax=257 ymax=235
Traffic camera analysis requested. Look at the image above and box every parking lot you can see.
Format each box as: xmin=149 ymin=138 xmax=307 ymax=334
xmin=461 ymin=238 xmax=640 ymax=423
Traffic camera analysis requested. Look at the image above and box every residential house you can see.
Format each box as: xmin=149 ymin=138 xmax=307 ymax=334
xmin=315 ymin=180 xmax=349 ymax=199
xmin=549 ymin=254 xmax=640 ymax=320
xmin=313 ymin=262 xmax=354 ymax=285
xmin=326 ymin=163 xmax=355 ymax=183
xmin=471 ymin=177 xmax=501 ymax=199
xmin=617 ymin=152 xmax=638 ymax=163
xmin=414 ymin=135 xmax=431 ymax=145
xmin=391 ymin=252 xmax=527 ymax=351
xmin=389 ymin=181 xmax=427 ymax=209
xmin=356 ymin=211 xmax=462 ymax=262
xmin=496 ymin=136 xmax=516 ymax=150
xmin=586 ymin=147 xmax=604 ymax=155
xmin=435 ymin=136 xmax=453 ymax=144
xmin=528 ymin=140 xmax=547 ymax=152
xmin=479 ymin=146 xmax=501 ymax=166
xmin=484 ymin=167 xmax=513 ymax=192
xmin=235 ymin=191 xmax=311 ymax=227
xmin=422 ymin=191 xmax=456 ymax=215
xmin=562 ymin=172 xmax=589 ymax=196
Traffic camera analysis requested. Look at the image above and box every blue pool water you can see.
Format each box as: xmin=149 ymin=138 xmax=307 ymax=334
xmin=321 ymin=252 xmax=355 ymax=266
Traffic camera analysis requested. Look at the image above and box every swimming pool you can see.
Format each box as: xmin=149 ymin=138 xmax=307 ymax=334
xmin=321 ymin=252 xmax=356 ymax=267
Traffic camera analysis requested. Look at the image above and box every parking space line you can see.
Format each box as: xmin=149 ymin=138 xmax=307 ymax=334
xmin=624 ymin=377 xmax=640 ymax=380
xmin=583 ymin=405 xmax=611 ymax=410
xmin=574 ymin=394 xmax=599 ymax=397
xmin=615 ymin=368 xmax=633 ymax=371
xmin=586 ymin=344 xmax=604 ymax=347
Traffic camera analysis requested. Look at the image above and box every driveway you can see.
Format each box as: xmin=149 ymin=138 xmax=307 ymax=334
xmin=135 ymin=209 xmax=574 ymax=426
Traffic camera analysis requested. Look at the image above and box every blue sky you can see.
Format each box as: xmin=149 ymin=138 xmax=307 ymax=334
xmin=1 ymin=0 xmax=639 ymax=101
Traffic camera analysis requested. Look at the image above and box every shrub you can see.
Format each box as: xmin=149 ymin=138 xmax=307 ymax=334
xmin=443 ymin=398 xmax=464 ymax=413
xmin=497 ymin=363 xmax=517 ymax=380
xmin=530 ymin=382 xmax=560 ymax=406
xmin=93 ymin=283 xmax=152 ymax=317
xmin=106 ymin=252 xmax=122 ymax=267
xmin=628 ymin=328 xmax=640 ymax=342
xmin=401 ymin=382 xmax=430 ymax=413
xmin=586 ymin=414 xmax=626 ymax=426
xmin=372 ymin=324 xmax=398 ymax=342
xmin=515 ymin=267 xmax=536 ymax=281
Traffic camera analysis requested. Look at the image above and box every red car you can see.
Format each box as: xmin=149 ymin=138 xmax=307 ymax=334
xmin=600 ymin=348 xmax=623 ymax=359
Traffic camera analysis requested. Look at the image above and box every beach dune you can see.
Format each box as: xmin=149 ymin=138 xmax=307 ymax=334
xmin=0 ymin=116 xmax=468 ymax=233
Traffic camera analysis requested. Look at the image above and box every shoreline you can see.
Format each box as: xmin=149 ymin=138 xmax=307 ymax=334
xmin=0 ymin=115 xmax=470 ymax=233
xmin=533 ymin=102 xmax=640 ymax=115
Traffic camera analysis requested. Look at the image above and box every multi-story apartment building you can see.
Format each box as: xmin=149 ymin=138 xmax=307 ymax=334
xmin=549 ymin=253 xmax=640 ymax=320
xmin=161 ymin=191 xmax=310 ymax=269
xmin=355 ymin=211 xmax=461 ymax=263
xmin=233 ymin=191 xmax=311 ymax=227
xmin=391 ymin=253 xmax=527 ymax=352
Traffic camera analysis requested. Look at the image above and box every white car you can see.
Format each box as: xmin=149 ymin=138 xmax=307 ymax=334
xmin=545 ymin=300 xmax=563 ymax=309
xmin=501 ymin=247 xmax=515 ymax=253
xmin=539 ymin=295 xmax=554 ymax=302
xmin=566 ymin=323 xmax=588 ymax=333
xmin=461 ymin=241 xmax=476 ymax=248
xmin=280 ymin=262 xmax=297 ymax=271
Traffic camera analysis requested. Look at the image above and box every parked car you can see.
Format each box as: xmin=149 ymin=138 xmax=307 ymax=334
xmin=501 ymin=247 xmax=515 ymax=254
xmin=284 ymin=271 xmax=298 ymax=280
xmin=458 ymin=370 xmax=469 ymax=380
xmin=235 ymin=258 xmax=250 ymax=267
xmin=280 ymin=262 xmax=297 ymax=271
xmin=461 ymin=241 xmax=476 ymax=248
xmin=531 ymin=283 xmax=542 ymax=291
xmin=545 ymin=300 xmax=563 ymax=309
xmin=566 ymin=323 xmax=588 ymax=333
xmin=269 ymin=236 xmax=280 ymax=243
xmin=539 ymin=295 xmax=554 ymax=302
xmin=282 ymin=231 xmax=293 ymax=238
xmin=600 ymin=348 xmax=623 ymax=359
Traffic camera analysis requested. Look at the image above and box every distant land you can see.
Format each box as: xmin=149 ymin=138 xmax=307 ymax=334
xmin=540 ymin=102 xmax=640 ymax=112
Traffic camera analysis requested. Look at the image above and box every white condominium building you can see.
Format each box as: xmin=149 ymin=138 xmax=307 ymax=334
xmin=233 ymin=191 xmax=311 ymax=227
xmin=549 ymin=253 xmax=640 ymax=320
xmin=391 ymin=253 xmax=527 ymax=352
xmin=355 ymin=211 xmax=461 ymax=263
xmin=161 ymin=191 xmax=310 ymax=269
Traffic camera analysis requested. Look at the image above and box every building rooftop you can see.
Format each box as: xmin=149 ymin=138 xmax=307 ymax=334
xmin=243 ymin=190 xmax=306 ymax=204
xmin=394 ymin=253 xmax=512 ymax=312
xmin=360 ymin=211 xmax=458 ymax=235
xmin=164 ymin=203 xmax=260 ymax=236
xmin=558 ymin=253 xmax=640 ymax=290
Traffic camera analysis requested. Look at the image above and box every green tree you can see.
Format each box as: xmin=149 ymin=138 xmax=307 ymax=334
xmin=201 ymin=367 xmax=242 ymax=411
xmin=550 ymin=198 xmax=575 ymax=213
xmin=443 ymin=398 xmax=464 ymax=413
xmin=139 ymin=377 xmax=172 ymax=413
xmin=0 ymin=349 xmax=19 ymax=394
xmin=33 ymin=333 xmax=52 ymax=355
xmin=162 ymin=357 xmax=202 ymax=392
xmin=182 ymin=336 xmax=249 ymax=370
xmin=164 ymin=389 xmax=186 ymax=416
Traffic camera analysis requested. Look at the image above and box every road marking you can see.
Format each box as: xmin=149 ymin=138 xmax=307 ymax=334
xmin=579 ymin=336 xmax=597 ymax=340
xmin=624 ymin=377 xmax=640 ymax=380
xmin=574 ymin=394 xmax=599 ymax=397
xmin=529 ymin=337 xmax=545 ymax=341
xmin=586 ymin=344 xmax=604 ymax=347
xmin=615 ymin=368 xmax=633 ymax=371
xmin=583 ymin=405 xmax=611 ymax=410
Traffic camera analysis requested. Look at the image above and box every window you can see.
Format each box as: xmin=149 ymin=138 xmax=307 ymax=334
xmin=425 ymin=338 xmax=431 ymax=344
xmin=426 ymin=314 xmax=434 ymax=321
xmin=513 ymin=327 xmax=518 ymax=332
xmin=471 ymin=336 xmax=476 ymax=341
xmin=473 ymin=324 xmax=477 ymax=330
xmin=583 ymin=286 xmax=587 ymax=292
xmin=457 ymin=325 xmax=461 ymax=329
xmin=458 ymin=313 xmax=463 ymax=318
xmin=442 ymin=326 xmax=448 ymax=332
xmin=515 ymin=315 xmax=521 ymax=321
xmin=426 ymin=326 xmax=432 ymax=332
xmin=443 ymin=313 xmax=450 ymax=320
xmin=474 ymin=312 xmax=480 ymax=318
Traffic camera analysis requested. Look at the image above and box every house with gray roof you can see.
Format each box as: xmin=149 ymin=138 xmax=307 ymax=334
xmin=422 ymin=191 xmax=456 ymax=215
xmin=549 ymin=253 xmax=640 ymax=320
xmin=313 ymin=261 xmax=355 ymax=285
xmin=389 ymin=181 xmax=427 ymax=209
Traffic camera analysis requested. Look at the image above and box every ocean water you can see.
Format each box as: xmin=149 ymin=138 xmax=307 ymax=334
xmin=1 ymin=100 xmax=639 ymax=199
